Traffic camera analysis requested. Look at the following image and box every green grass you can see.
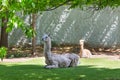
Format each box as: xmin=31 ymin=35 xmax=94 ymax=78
xmin=0 ymin=57 xmax=120 ymax=80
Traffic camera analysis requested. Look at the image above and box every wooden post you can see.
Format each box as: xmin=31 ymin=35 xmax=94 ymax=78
xmin=31 ymin=13 xmax=36 ymax=55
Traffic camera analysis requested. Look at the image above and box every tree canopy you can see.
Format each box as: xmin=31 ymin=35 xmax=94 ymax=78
xmin=0 ymin=0 xmax=120 ymax=36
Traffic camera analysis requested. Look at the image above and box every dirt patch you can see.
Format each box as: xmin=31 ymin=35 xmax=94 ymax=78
xmin=91 ymin=54 xmax=120 ymax=60
xmin=91 ymin=51 xmax=120 ymax=60
xmin=1 ymin=53 xmax=119 ymax=63
xmin=0 ymin=57 xmax=36 ymax=63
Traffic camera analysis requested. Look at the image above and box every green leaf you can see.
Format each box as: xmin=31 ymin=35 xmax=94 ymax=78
xmin=6 ymin=26 xmax=13 ymax=33
xmin=32 ymin=2 xmax=35 ymax=8
xmin=0 ymin=47 xmax=7 ymax=61
xmin=25 ymin=28 xmax=36 ymax=38
xmin=2 ymin=0 xmax=8 ymax=7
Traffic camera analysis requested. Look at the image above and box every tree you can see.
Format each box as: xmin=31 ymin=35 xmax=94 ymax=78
xmin=31 ymin=13 xmax=37 ymax=55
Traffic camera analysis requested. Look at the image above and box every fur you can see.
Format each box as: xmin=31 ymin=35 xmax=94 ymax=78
xmin=79 ymin=40 xmax=92 ymax=58
xmin=42 ymin=34 xmax=80 ymax=69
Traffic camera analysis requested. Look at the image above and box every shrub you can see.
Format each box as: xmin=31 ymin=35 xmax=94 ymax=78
xmin=0 ymin=47 xmax=7 ymax=61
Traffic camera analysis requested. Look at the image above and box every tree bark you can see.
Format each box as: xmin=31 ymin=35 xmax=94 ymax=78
xmin=0 ymin=17 xmax=8 ymax=48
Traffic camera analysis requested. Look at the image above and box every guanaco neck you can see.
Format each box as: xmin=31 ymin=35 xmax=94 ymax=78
xmin=80 ymin=42 xmax=84 ymax=57
xmin=44 ymin=37 xmax=52 ymax=60
xmin=80 ymin=44 xmax=84 ymax=53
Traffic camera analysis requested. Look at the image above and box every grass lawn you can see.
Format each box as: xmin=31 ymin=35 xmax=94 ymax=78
xmin=0 ymin=57 xmax=120 ymax=80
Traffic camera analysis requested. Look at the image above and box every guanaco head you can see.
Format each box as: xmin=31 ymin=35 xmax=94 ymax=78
xmin=79 ymin=40 xmax=85 ymax=46
xmin=42 ymin=34 xmax=51 ymax=42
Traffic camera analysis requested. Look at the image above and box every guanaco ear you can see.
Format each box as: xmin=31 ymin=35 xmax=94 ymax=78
xmin=80 ymin=39 xmax=84 ymax=42
xmin=48 ymin=33 xmax=50 ymax=37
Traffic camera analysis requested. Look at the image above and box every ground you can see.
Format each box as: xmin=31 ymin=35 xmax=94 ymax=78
xmin=1 ymin=52 xmax=120 ymax=63
xmin=3 ymin=45 xmax=120 ymax=62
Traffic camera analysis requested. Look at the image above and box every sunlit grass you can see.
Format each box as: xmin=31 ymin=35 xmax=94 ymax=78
xmin=0 ymin=57 xmax=120 ymax=80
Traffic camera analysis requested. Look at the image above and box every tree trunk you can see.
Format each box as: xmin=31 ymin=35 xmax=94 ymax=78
xmin=31 ymin=13 xmax=36 ymax=55
xmin=0 ymin=17 xmax=8 ymax=48
xmin=0 ymin=27 xmax=2 ymax=46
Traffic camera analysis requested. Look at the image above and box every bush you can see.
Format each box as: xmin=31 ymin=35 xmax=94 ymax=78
xmin=0 ymin=47 xmax=7 ymax=61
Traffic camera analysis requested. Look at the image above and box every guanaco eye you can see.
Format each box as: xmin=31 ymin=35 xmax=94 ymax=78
xmin=45 ymin=36 xmax=48 ymax=39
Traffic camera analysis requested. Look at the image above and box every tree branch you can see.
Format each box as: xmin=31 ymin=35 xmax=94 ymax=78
xmin=45 ymin=0 xmax=72 ymax=11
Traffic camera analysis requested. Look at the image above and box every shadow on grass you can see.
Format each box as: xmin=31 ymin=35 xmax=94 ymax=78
xmin=0 ymin=64 xmax=120 ymax=80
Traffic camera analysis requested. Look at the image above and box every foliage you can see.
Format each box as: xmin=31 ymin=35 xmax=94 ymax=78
xmin=1 ymin=0 xmax=120 ymax=37
xmin=0 ymin=58 xmax=120 ymax=80
xmin=0 ymin=0 xmax=37 ymax=38
xmin=0 ymin=47 xmax=7 ymax=61
xmin=69 ymin=0 xmax=120 ymax=9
